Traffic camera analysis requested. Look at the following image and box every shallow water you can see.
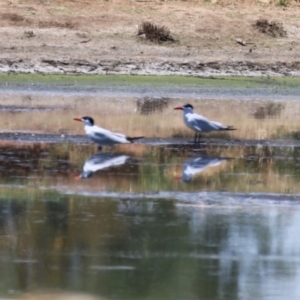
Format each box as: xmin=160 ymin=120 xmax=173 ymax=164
xmin=1 ymin=143 xmax=300 ymax=195
xmin=2 ymin=195 xmax=300 ymax=300
xmin=1 ymin=76 xmax=300 ymax=300
xmin=0 ymin=143 xmax=300 ymax=300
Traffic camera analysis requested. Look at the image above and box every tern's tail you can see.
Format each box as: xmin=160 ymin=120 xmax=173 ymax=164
xmin=127 ymin=136 xmax=144 ymax=143
xmin=222 ymin=126 xmax=236 ymax=131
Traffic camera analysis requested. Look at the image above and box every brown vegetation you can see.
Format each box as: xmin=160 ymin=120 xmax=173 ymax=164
xmin=136 ymin=97 xmax=170 ymax=115
xmin=253 ymin=102 xmax=285 ymax=119
xmin=254 ymin=18 xmax=287 ymax=37
xmin=24 ymin=30 xmax=35 ymax=38
xmin=38 ymin=21 xmax=77 ymax=29
xmin=137 ymin=22 xmax=176 ymax=43
xmin=1 ymin=13 xmax=24 ymax=23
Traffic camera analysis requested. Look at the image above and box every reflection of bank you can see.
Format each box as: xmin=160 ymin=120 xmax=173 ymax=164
xmin=79 ymin=152 xmax=131 ymax=179
xmin=179 ymin=156 xmax=228 ymax=182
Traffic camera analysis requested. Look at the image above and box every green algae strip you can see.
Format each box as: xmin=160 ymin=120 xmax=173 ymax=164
xmin=1 ymin=73 xmax=300 ymax=88
xmin=0 ymin=185 xmax=63 ymax=201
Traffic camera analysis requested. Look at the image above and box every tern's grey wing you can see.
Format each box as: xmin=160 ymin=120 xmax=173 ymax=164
xmin=92 ymin=132 xmax=125 ymax=145
xmin=85 ymin=125 xmax=130 ymax=145
xmin=113 ymin=132 xmax=127 ymax=139
xmin=196 ymin=117 xmax=224 ymax=131
xmin=210 ymin=120 xmax=227 ymax=129
xmin=186 ymin=114 xmax=220 ymax=132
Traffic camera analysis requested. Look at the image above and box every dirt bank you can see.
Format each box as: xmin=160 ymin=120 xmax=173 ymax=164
xmin=1 ymin=0 xmax=300 ymax=76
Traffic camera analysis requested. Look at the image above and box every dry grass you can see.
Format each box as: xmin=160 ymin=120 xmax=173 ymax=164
xmin=0 ymin=95 xmax=300 ymax=141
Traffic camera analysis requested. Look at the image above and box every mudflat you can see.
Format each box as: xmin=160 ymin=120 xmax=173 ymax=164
xmin=1 ymin=0 xmax=300 ymax=76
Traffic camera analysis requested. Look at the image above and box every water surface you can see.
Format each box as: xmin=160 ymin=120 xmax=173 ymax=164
xmin=0 ymin=143 xmax=299 ymax=300
xmin=0 ymin=76 xmax=300 ymax=300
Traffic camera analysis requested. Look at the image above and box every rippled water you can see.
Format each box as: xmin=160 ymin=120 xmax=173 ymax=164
xmin=1 ymin=76 xmax=300 ymax=300
xmin=0 ymin=142 xmax=299 ymax=300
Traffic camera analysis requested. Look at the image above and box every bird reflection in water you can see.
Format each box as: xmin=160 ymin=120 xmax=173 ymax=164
xmin=78 ymin=152 xmax=131 ymax=179
xmin=179 ymin=155 xmax=228 ymax=183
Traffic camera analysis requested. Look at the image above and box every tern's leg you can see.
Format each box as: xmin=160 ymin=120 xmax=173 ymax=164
xmin=197 ymin=133 xmax=201 ymax=144
xmin=194 ymin=132 xmax=197 ymax=144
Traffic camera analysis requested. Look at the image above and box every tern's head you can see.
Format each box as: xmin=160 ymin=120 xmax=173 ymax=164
xmin=73 ymin=116 xmax=94 ymax=126
xmin=174 ymin=104 xmax=194 ymax=113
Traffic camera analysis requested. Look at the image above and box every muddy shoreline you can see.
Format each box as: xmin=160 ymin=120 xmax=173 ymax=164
xmin=1 ymin=58 xmax=300 ymax=77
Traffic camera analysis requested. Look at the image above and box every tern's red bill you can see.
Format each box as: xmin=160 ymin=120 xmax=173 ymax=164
xmin=174 ymin=106 xmax=183 ymax=110
xmin=73 ymin=117 xmax=82 ymax=122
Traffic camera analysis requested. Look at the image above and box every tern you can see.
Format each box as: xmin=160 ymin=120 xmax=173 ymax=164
xmin=174 ymin=104 xmax=236 ymax=143
xmin=74 ymin=116 xmax=144 ymax=149
xmin=78 ymin=152 xmax=130 ymax=179
xmin=179 ymin=156 xmax=228 ymax=182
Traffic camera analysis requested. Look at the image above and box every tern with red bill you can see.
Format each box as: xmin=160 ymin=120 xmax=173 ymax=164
xmin=74 ymin=116 xmax=144 ymax=149
xmin=174 ymin=104 xmax=236 ymax=143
